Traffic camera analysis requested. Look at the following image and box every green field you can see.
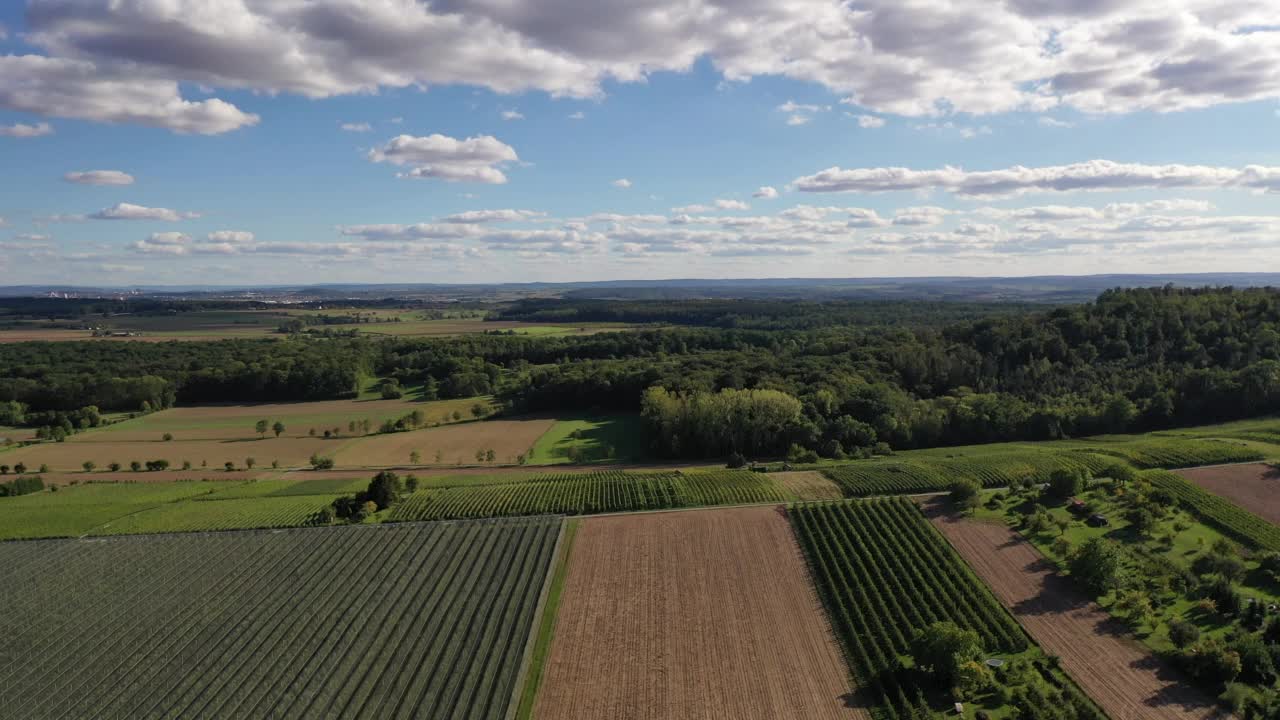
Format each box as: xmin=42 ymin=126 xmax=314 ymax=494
xmin=0 ymin=481 xmax=227 ymax=540
xmin=525 ymin=415 xmax=648 ymax=464
xmin=790 ymin=499 xmax=1100 ymax=719
xmin=0 ymin=518 xmax=560 ymax=719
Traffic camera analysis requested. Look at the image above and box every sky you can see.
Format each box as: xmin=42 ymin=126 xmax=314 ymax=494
xmin=1 ymin=0 xmax=1279 ymax=286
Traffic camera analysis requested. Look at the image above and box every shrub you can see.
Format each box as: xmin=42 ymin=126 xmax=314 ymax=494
xmin=1168 ymin=618 xmax=1200 ymax=648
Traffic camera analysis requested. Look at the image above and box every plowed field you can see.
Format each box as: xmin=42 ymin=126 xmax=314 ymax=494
xmin=534 ymin=506 xmax=862 ymax=720
xmin=1176 ymin=462 xmax=1280 ymax=525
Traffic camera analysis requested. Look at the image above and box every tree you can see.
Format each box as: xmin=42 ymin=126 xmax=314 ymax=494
xmin=129 ymin=461 xmax=141 ymax=472
xmin=726 ymin=452 xmax=747 ymax=469
xmin=1047 ymin=468 xmax=1088 ymax=499
xmin=255 ymin=419 xmax=269 ymax=438
xmin=367 ymin=470 xmax=403 ymax=510
xmin=949 ymin=478 xmax=981 ymax=513
xmin=1168 ymin=618 xmax=1200 ymax=648
xmin=108 ymin=462 xmax=121 ymax=472
xmin=470 ymin=403 xmax=486 ymax=418
xmin=0 ymin=465 xmax=8 ymax=475
xmin=225 ymin=461 xmax=235 ymax=471
xmin=309 ymin=427 xmax=316 ymax=437
xmin=273 ymin=421 xmax=285 ymax=438
xmin=309 ymin=454 xmax=334 ymax=470
xmin=475 ymin=449 xmax=486 ymax=463
xmin=245 ymin=457 xmax=256 ymax=469
xmin=162 ymin=432 xmax=173 ymax=442
xmin=380 ymin=378 xmax=403 ymax=400
xmin=1070 ymin=537 xmax=1128 ymax=596
xmin=485 ymin=448 xmax=496 ymax=463
xmin=38 ymin=464 xmax=48 ymax=473
xmin=405 ymin=474 xmax=419 ymax=492
xmin=82 ymin=461 xmax=95 ymax=473
xmin=409 ymin=450 xmax=421 ymax=464
xmin=1114 ymin=589 xmax=1155 ymax=629
xmin=1107 ymin=462 xmax=1138 ymax=485
xmin=910 ymin=621 xmax=983 ymax=686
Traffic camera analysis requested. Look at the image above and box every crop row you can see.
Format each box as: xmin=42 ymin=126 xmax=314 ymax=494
xmin=0 ymin=517 xmax=560 ymax=719
xmin=789 ymin=498 xmax=1027 ymax=720
xmin=1145 ymin=470 xmax=1280 ymax=552
xmin=1076 ymin=438 xmax=1262 ymax=469
xmin=820 ymin=451 xmax=1108 ymax=497
xmin=89 ymin=495 xmax=341 ymax=535
xmin=388 ymin=470 xmax=789 ymax=522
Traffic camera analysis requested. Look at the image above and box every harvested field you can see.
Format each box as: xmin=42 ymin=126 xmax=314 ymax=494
xmin=1176 ymin=462 xmax=1280 ymax=526
xmin=774 ymin=470 xmax=844 ymax=500
xmin=0 ymin=518 xmax=560 ymax=719
xmin=924 ymin=502 xmax=1220 ymax=720
xmin=77 ymin=397 xmax=488 ymax=442
xmin=534 ymin=506 xmax=861 ymax=720
xmin=333 ymin=418 xmax=557 ymax=467
xmin=0 ymin=436 xmax=339 ymax=472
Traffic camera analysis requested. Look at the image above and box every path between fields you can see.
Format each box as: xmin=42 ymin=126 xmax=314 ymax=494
xmin=922 ymin=500 xmax=1226 ymax=720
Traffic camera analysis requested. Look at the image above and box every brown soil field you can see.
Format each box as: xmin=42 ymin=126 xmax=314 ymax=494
xmin=0 ymin=436 xmax=339 ymax=472
xmin=924 ymin=502 xmax=1221 ymax=720
xmin=534 ymin=506 xmax=863 ymax=720
xmin=72 ymin=397 xmax=487 ymax=442
xmin=1176 ymin=462 xmax=1280 ymax=525
xmin=332 ymin=417 xmax=557 ymax=467
xmin=17 ymin=470 xmax=264 ymax=487
xmin=774 ymin=470 xmax=845 ymax=500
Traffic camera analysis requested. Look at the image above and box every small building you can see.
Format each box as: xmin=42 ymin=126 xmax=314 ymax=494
xmin=1086 ymin=513 xmax=1109 ymax=527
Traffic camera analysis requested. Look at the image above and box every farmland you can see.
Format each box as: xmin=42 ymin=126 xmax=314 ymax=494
xmin=789 ymin=499 xmax=1108 ymax=719
xmin=388 ymin=469 xmax=798 ymax=522
xmin=331 ymin=417 xmax=559 ymax=467
xmin=0 ymin=518 xmax=560 ymax=719
xmin=927 ymin=502 xmax=1220 ymax=720
xmin=534 ymin=506 xmax=862 ymax=719
xmin=524 ymin=415 xmax=648 ymax=464
xmin=1175 ymin=461 xmax=1280 ymax=526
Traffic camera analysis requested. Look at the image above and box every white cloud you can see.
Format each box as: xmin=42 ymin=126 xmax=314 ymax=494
xmin=567 ymin=111 xmax=586 ymax=120
xmin=442 ymin=209 xmax=546 ymax=223
xmin=500 ymin=110 xmax=525 ymax=120
xmin=672 ymin=199 xmax=750 ymax=214
xmin=785 ymin=114 xmax=811 ymax=126
xmin=207 ymin=230 xmax=255 ymax=243
xmin=855 ymin=114 xmax=885 ymax=128
xmin=0 ymin=55 xmax=257 ymax=134
xmin=64 ymin=170 xmax=134 ymax=185
xmin=132 ymin=231 xmax=192 ymax=254
xmin=340 ymin=122 xmax=372 ymax=132
xmin=778 ymin=100 xmax=825 ymax=114
xmin=611 ymin=178 xmax=632 ymax=188
xmin=1038 ymin=116 xmax=1074 ymax=128
xmin=0 ymin=122 xmax=54 ymax=138
xmin=893 ymin=206 xmax=950 ymax=226
xmin=90 ymin=202 xmax=199 ymax=221
xmin=368 ymin=133 xmax=519 ymax=184
xmin=846 ymin=208 xmax=889 ymax=227
xmin=753 ymin=186 xmax=779 ymax=199
xmin=794 ymin=160 xmax=1280 ymax=197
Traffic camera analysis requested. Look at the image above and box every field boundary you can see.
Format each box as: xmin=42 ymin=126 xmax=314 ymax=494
xmin=509 ymin=517 xmax=577 ymax=720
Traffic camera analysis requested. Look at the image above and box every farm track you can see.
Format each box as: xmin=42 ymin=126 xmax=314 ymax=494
xmin=923 ymin=501 xmax=1225 ymax=720
xmin=0 ymin=519 xmax=559 ymax=720
xmin=534 ymin=505 xmax=863 ymax=720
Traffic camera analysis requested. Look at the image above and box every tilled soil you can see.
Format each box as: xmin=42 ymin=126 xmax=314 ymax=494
xmin=1176 ymin=462 xmax=1280 ymax=525
xmin=925 ymin=501 xmax=1224 ymax=720
xmin=534 ymin=505 xmax=864 ymax=720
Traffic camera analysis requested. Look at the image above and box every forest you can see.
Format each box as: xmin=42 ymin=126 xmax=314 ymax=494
xmin=2 ymin=287 xmax=1279 ymax=460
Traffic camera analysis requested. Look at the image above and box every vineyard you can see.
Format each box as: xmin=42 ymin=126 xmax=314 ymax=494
xmin=789 ymin=498 xmax=1028 ymax=719
xmin=0 ymin=481 xmax=224 ymax=540
xmin=0 ymin=518 xmax=560 ymax=719
xmin=1145 ymin=469 xmax=1280 ymax=552
xmin=1073 ymin=438 xmax=1262 ymax=469
xmin=388 ymin=469 xmax=791 ymax=522
xmin=89 ymin=495 xmax=340 ymax=535
xmin=819 ymin=451 xmax=1110 ymax=497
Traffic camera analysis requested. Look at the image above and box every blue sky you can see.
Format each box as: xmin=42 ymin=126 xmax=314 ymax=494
xmin=1 ymin=1 xmax=1279 ymax=285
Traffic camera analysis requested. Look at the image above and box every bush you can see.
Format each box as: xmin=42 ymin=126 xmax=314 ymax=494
xmin=1047 ymin=468 xmax=1088 ymax=499
xmin=309 ymin=454 xmax=335 ymax=470
xmin=726 ymin=452 xmax=747 ymax=469
xmin=785 ymin=444 xmax=819 ymax=464
xmin=1168 ymin=618 xmax=1201 ymax=648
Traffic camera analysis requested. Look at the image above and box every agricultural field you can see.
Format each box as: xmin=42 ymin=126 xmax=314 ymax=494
xmin=1146 ymin=469 xmax=1280 ymax=552
xmin=1175 ymin=462 xmax=1280 ymax=526
xmin=533 ymin=506 xmax=861 ymax=719
xmin=1071 ymin=437 xmax=1264 ymax=469
xmin=331 ymin=417 xmax=558 ymax=467
xmin=773 ymin=470 xmax=845 ymax=500
xmin=929 ymin=502 xmax=1220 ymax=720
xmin=0 ymin=518 xmax=560 ymax=719
xmin=388 ymin=469 xmax=798 ymax=522
xmin=0 ymin=434 xmax=338 ymax=472
xmin=788 ymin=499 xmax=1107 ymax=719
xmin=524 ymin=416 xmax=648 ymax=464
xmin=0 ymin=481 xmax=230 ymax=540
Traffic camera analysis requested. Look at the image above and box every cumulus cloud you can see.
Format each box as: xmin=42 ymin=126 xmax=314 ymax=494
xmin=611 ymin=178 xmax=632 ymax=188
xmin=64 ymin=170 xmax=134 ymax=185
xmin=854 ymin=114 xmax=886 ymax=128
xmin=90 ymin=203 xmax=199 ymax=221
xmin=207 ymin=230 xmax=255 ymax=243
xmin=442 ymin=209 xmax=546 ymax=223
xmin=368 ymin=133 xmax=518 ymax=184
xmin=893 ymin=206 xmax=950 ymax=226
xmin=500 ymin=110 xmax=525 ymax=120
xmin=846 ymin=208 xmax=890 ymax=227
xmin=0 ymin=55 xmax=257 ymax=134
xmin=1038 ymin=116 xmax=1074 ymax=128
xmin=672 ymin=199 xmax=750 ymax=213
xmin=3 ymin=0 xmax=1279 ymax=133
xmin=132 ymin=231 xmax=192 ymax=254
xmin=340 ymin=122 xmax=372 ymax=132
xmin=0 ymin=121 xmax=54 ymax=138
xmin=794 ymin=160 xmax=1280 ymax=197
xmin=753 ymin=186 xmax=779 ymax=199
